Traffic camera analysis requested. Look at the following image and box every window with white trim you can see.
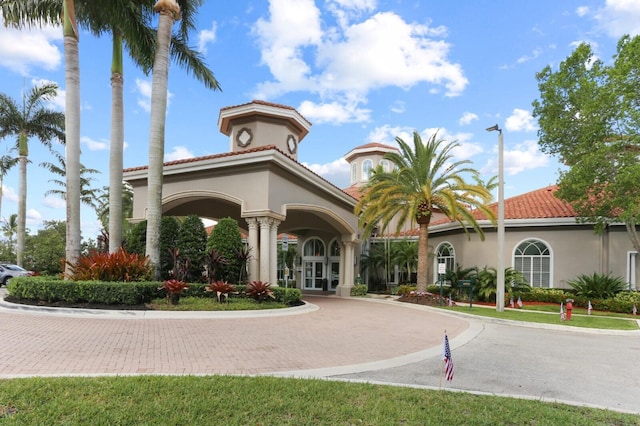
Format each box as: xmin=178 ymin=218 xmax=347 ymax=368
xmin=514 ymin=239 xmax=551 ymax=288
xmin=351 ymin=163 xmax=357 ymax=184
xmin=362 ymin=159 xmax=373 ymax=181
xmin=435 ymin=242 xmax=455 ymax=276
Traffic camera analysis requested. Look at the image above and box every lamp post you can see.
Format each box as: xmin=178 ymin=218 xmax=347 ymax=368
xmin=487 ymin=124 xmax=505 ymax=312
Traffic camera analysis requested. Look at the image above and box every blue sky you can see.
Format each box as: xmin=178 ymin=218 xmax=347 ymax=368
xmin=0 ymin=0 xmax=639 ymax=241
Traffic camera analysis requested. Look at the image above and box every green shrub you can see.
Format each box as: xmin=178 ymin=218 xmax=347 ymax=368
xmin=567 ymin=272 xmax=627 ymax=299
xmin=397 ymin=285 xmax=416 ymax=296
xmin=207 ymin=217 xmax=243 ymax=283
xmin=519 ymin=288 xmax=570 ymax=303
xmin=474 ymin=266 xmax=530 ymax=302
xmin=176 ymin=215 xmax=208 ymax=282
xmin=8 ymin=278 xmax=160 ymax=305
xmin=350 ymin=284 xmax=368 ymax=297
xmin=272 ymin=287 xmax=302 ymax=305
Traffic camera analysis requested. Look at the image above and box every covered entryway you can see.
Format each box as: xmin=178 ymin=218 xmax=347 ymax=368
xmin=123 ymin=101 xmax=360 ymax=296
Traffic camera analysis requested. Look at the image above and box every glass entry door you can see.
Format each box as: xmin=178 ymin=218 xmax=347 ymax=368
xmin=330 ymin=262 xmax=340 ymax=290
xmin=304 ymin=261 xmax=325 ymax=290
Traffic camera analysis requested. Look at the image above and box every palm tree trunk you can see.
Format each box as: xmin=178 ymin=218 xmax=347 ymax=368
xmin=16 ymin=152 xmax=27 ymax=266
xmin=109 ymin=32 xmax=124 ymax=253
xmin=64 ymin=0 xmax=82 ymax=275
xmin=416 ymin=222 xmax=429 ymax=292
xmin=146 ymin=0 xmax=180 ymax=279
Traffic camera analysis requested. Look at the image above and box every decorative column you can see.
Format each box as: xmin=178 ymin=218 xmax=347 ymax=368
xmin=258 ymin=217 xmax=272 ymax=283
xmin=270 ymin=219 xmax=281 ymax=286
xmin=336 ymin=240 xmax=355 ymax=297
xmin=246 ymin=218 xmax=259 ymax=282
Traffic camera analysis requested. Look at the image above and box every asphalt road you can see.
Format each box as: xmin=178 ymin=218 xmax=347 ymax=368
xmin=330 ymin=317 xmax=640 ymax=415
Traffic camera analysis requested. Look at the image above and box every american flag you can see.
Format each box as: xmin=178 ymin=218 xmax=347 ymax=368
xmin=588 ymin=300 xmax=592 ymax=315
xmin=509 ymin=296 xmax=514 ymax=308
xmin=517 ymin=296 xmax=523 ymax=308
xmin=560 ymin=302 xmax=566 ymax=320
xmin=634 ymin=304 xmax=637 ymax=316
xmin=443 ymin=333 xmax=454 ymax=381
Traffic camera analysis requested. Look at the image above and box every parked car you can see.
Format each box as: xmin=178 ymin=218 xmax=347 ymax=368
xmin=0 ymin=264 xmax=35 ymax=286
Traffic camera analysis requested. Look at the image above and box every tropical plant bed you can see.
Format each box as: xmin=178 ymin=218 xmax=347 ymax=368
xmin=397 ymin=292 xmax=442 ymax=306
xmin=2 ymin=295 xmax=302 ymax=311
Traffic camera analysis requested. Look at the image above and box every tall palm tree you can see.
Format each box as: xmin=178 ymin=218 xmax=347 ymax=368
xmin=145 ymin=0 xmax=181 ymax=280
xmin=0 ymin=83 xmax=65 ymax=266
xmin=1 ymin=213 xmax=18 ymax=261
xmin=40 ymin=149 xmax=102 ymax=211
xmin=0 ymin=152 xmax=19 ymax=223
xmin=1 ymin=0 xmax=81 ymax=272
xmin=355 ymin=131 xmax=496 ymax=292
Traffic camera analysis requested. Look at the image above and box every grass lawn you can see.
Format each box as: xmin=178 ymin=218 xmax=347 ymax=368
xmin=440 ymin=304 xmax=639 ymax=330
xmin=1 ymin=375 xmax=638 ymax=425
xmin=147 ymin=296 xmax=289 ymax=311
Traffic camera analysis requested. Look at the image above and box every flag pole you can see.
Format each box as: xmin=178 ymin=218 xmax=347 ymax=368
xmin=439 ymin=330 xmax=446 ymax=389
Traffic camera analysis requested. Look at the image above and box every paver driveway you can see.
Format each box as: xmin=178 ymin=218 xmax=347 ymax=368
xmin=0 ymin=295 xmax=469 ymax=377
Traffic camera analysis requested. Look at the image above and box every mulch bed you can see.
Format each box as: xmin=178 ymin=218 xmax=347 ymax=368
xmin=396 ymin=293 xmax=442 ymax=307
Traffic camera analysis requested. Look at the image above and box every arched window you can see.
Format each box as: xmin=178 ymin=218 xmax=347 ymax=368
xmin=379 ymin=159 xmax=391 ymax=173
xmin=362 ymin=159 xmax=373 ymax=181
xmin=304 ymin=238 xmax=325 ymax=257
xmin=330 ymin=240 xmax=341 ymax=257
xmin=435 ymin=242 xmax=455 ymax=277
xmin=351 ymin=163 xmax=357 ymax=184
xmin=514 ymin=239 xmax=551 ymax=288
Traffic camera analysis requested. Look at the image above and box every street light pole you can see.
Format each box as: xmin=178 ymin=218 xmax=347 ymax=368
xmin=487 ymin=124 xmax=505 ymax=312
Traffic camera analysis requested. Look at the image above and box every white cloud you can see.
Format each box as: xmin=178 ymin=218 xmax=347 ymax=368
xmin=390 ymin=101 xmax=405 ymax=114
xmin=459 ymin=112 xmax=478 ymax=126
xmin=165 ymin=146 xmax=195 ymax=162
xmin=595 ymin=0 xmax=640 ymax=37
xmin=135 ymin=78 xmax=173 ymax=113
xmin=42 ymin=196 xmax=66 ymax=209
xmin=516 ymin=47 xmax=542 ymax=64
xmin=198 ymin=21 xmax=217 ymax=54
xmin=302 ymin=157 xmax=350 ymax=188
xmin=505 ymin=108 xmax=537 ymax=132
xmin=576 ymin=6 xmax=590 ymax=17
xmin=31 ymin=78 xmax=65 ymax=110
xmin=0 ymin=16 xmax=62 ymax=75
xmin=26 ymin=208 xmax=42 ymax=227
xmin=252 ymin=1 xmax=467 ymax=122
xmin=1 ymin=185 xmax=18 ymax=204
xmin=81 ymin=136 xmax=108 ymax=151
xmin=484 ymin=140 xmax=549 ymax=176
xmin=298 ymin=99 xmax=371 ymax=124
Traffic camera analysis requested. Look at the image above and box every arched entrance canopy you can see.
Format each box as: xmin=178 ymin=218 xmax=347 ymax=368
xmin=124 ymin=144 xmax=360 ymax=296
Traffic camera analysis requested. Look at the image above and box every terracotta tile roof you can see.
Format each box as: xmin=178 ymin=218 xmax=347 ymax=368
xmin=123 ymin=145 xmax=280 ymax=173
xmin=123 ymin=144 xmax=358 ymax=202
xmin=351 ymin=142 xmax=397 ymax=151
xmin=219 ymin=99 xmax=312 ymax=127
xmin=342 ymin=184 xmax=364 ymax=200
xmin=429 ymin=185 xmax=576 ymax=227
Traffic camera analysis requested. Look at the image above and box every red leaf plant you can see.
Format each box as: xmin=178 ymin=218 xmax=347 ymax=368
xmin=246 ymin=280 xmax=275 ymax=302
xmin=159 ymin=279 xmax=189 ymax=305
xmin=205 ymin=280 xmax=237 ymax=303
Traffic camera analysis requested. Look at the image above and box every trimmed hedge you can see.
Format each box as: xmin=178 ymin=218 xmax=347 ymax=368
xmin=350 ymin=284 xmax=368 ymax=297
xmin=7 ymin=277 xmax=303 ymax=307
xmin=8 ymin=277 xmax=158 ymax=305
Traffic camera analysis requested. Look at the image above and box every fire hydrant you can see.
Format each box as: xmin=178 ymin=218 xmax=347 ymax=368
xmin=566 ymin=299 xmax=574 ymax=320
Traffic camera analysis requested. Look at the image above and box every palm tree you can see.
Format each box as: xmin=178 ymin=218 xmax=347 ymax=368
xmin=2 ymin=213 xmax=18 ymax=261
xmin=0 ymin=152 xmax=19 ymax=223
xmin=391 ymin=239 xmax=418 ymax=284
xmin=355 ymin=131 xmax=496 ymax=292
xmin=2 ymin=0 xmax=220 ymax=265
xmin=145 ymin=0 xmax=181 ymax=279
xmin=0 ymin=83 xmax=65 ymax=266
xmin=40 ymin=149 xmax=102 ymax=211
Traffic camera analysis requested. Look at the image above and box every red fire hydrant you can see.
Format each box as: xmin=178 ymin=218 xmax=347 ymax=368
xmin=566 ymin=299 xmax=573 ymax=320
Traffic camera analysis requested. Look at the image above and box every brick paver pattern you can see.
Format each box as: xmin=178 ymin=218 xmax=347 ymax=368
xmin=0 ymin=297 xmax=468 ymax=377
